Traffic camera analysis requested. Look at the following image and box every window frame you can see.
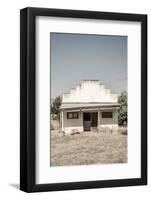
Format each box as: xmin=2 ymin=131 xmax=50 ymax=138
xmin=102 ymin=111 xmax=113 ymax=118
xmin=67 ymin=112 xmax=79 ymax=119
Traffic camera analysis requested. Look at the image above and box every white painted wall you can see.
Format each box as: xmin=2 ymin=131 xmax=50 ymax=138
xmin=62 ymin=110 xmax=83 ymax=133
xmin=99 ymin=110 xmax=118 ymax=130
xmin=62 ymin=80 xmax=118 ymax=103
xmin=62 ymin=109 xmax=118 ymax=133
xmin=99 ymin=110 xmax=118 ymax=125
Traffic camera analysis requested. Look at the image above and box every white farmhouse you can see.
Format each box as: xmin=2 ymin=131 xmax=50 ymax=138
xmin=60 ymin=80 xmax=120 ymax=134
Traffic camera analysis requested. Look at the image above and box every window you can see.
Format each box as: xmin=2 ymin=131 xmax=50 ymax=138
xmin=102 ymin=112 xmax=113 ymax=118
xmin=67 ymin=112 xmax=79 ymax=119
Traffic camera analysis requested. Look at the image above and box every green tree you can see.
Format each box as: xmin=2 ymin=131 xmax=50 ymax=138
xmin=118 ymin=91 xmax=127 ymax=126
xmin=51 ymin=96 xmax=62 ymax=120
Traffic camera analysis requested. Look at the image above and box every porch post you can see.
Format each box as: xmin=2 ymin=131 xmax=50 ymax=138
xmin=98 ymin=107 xmax=100 ymax=129
xmin=80 ymin=108 xmax=83 ymax=132
xmin=61 ymin=110 xmax=64 ymax=131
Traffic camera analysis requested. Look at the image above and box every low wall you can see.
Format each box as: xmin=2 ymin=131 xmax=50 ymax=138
xmin=98 ymin=124 xmax=118 ymax=134
xmin=51 ymin=120 xmax=60 ymax=130
xmin=63 ymin=126 xmax=83 ymax=135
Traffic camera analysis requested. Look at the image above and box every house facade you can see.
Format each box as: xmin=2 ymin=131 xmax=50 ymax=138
xmin=60 ymin=80 xmax=120 ymax=134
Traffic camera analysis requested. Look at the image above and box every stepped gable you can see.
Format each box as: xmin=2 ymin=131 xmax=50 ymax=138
xmin=62 ymin=80 xmax=118 ymax=103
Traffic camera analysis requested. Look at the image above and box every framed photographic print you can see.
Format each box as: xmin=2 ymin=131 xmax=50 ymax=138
xmin=20 ymin=7 xmax=147 ymax=192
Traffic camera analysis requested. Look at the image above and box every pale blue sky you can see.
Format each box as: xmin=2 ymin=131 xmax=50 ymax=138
xmin=50 ymin=33 xmax=127 ymax=98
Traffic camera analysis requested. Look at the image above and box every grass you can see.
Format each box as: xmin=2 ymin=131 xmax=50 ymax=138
xmin=50 ymin=131 xmax=127 ymax=166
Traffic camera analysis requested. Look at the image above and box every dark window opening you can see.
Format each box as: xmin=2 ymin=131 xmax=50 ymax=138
xmin=102 ymin=112 xmax=113 ymax=118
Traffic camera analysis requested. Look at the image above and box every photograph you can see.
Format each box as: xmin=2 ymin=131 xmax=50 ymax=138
xmin=20 ymin=7 xmax=147 ymax=192
xmin=50 ymin=33 xmax=128 ymax=167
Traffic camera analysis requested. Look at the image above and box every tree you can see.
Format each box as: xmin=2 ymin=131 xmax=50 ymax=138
xmin=118 ymin=91 xmax=127 ymax=125
xmin=51 ymin=96 xmax=62 ymax=120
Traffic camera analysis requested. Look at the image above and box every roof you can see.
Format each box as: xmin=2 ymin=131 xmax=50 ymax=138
xmin=60 ymin=102 xmax=120 ymax=110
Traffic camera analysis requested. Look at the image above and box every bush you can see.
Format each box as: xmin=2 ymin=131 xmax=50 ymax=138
xmin=118 ymin=91 xmax=127 ymax=125
xmin=51 ymin=96 xmax=62 ymax=120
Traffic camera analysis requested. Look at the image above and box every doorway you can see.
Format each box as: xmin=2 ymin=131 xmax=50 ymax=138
xmin=83 ymin=112 xmax=98 ymax=131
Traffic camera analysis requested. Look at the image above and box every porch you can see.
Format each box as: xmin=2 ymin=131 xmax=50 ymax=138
xmin=60 ymin=103 xmax=120 ymax=134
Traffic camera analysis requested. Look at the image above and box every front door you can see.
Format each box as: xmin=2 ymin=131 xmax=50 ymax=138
xmin=83 ymin=112 xmax=98 ymax=131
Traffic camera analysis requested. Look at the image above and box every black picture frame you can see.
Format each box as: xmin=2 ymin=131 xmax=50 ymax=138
xmin=20 ymin=7 xmax=147 ymax=192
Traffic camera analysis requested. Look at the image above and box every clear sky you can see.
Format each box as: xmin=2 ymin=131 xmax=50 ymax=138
xmin=50 ymin=33 xmax=127 ymax=98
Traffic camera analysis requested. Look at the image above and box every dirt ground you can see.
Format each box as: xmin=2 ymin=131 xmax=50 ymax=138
xmin=50 ymin=131 xmax=127 ymax=166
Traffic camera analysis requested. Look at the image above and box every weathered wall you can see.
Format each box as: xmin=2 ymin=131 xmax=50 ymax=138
xmin=62 ymin=109 xmax=118 ymax=134
xmin=98 ymin=109 xmax=118 ymax=131
xmin=62 ymin=80 xmax=118 ymax=103
xmin=99 ymin=110 xmax=118 ymax=125
xmin=62 ymin=111 xmax=83 ymax=134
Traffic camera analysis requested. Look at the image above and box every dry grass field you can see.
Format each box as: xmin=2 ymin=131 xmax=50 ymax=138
xmin=50 ymin=130 xmax=127 ymax=166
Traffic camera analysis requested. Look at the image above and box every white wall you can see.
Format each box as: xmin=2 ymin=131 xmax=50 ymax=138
xmin=62 ymin=80 xmax=118 ymax=103
xmin=99 ymin=110 xmax=118 ymax=125
xmin=63 ymin=110 xmax=83 ymax=133
xmin=0 ymin=0 xmax=150 ymax=200
xmin=63 ymin=111 xmax=83 ymax=127
xmin=63 ymin=109 xmax=118 ymax=133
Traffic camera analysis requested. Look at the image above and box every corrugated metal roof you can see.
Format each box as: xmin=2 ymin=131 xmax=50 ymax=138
xmin=60 ymin=102 xmax=120 ymax=110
